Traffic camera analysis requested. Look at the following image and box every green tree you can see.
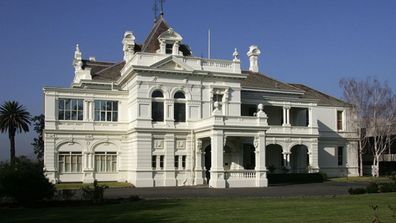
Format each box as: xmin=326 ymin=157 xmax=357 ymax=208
xmin=0 ymin=101 xmax=31 ymax=165
xmin=31 ymin=114 xmax=44 ymax=162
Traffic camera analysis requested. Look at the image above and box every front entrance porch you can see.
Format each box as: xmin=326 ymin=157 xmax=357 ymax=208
xmin=198 ymin=134 xmax=268 ymax=188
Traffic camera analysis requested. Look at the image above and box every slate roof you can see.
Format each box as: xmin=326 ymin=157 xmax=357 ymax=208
xmin=91 ymin=61 xmax=124 ymax=81
xmin=241 ymin=71 xmax=303 ymax=93
xmin=289 ymin=83 xmax=349 ymax=107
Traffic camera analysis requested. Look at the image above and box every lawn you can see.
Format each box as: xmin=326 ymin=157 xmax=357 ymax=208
xmin=329 ymin=176 xmax=392 ymax=183
xmin=55 ymin=182 xmax=133 ymax=190
xmin=1 ymin=193 xmax=396 ymax=223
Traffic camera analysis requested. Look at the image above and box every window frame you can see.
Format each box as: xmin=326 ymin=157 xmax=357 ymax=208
xmin=337 ymin=110 xmax=344 ymax=131
xmin=58 ymin=151 xmax=82 ymax=173
xmin=94 ymin=100 xmax=118 ymax=122
xmin=152 ymin=90 xmax=165 ymax=122
xmin=94 ymin=151 xmax=117 ymax=173
xmin=58 ymin=98 xmax=84 ymax=121
xmin=174 ymin=91 xmax=186 ymax=122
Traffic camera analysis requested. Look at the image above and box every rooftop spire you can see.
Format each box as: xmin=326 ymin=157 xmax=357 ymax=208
xmin=153 ymin=0 xmax=165 ymax=22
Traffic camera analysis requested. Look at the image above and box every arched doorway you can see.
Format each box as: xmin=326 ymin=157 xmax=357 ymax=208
xmin=204 ymin=145 xmax=211 ymax=183
xmin=290 ymin=145 xmax=309 ymax=173
xmin=266 ymin=144 xmax=283 ymax=173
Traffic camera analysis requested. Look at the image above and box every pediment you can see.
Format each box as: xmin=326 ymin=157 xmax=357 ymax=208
xmin=149 ymin=56 xmax=193 ymax=72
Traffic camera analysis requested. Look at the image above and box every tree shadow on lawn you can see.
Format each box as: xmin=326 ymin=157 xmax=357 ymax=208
xmin=0 ymin=200 xmax=181 ymax=223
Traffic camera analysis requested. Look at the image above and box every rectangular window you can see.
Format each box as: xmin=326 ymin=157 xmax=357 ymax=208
xmin=94 ymin=152 xmax=117 ymax=172
xmin=152 ymin=102 xmax=164 ymax=122
xmin=174 ymin=155 xmax=179 ymax=168
xmin=152 ymin=155 xmax=157 ymax=169
xmin=174 ymin=103 xmax=186 ymax=122
xmin=338 ymin=146 xmax=343 ymax=166
xmin=159 ymin=155 xmax=164 ymax=169
xmin=58 ymin=152 xmax=82 ymax=173
xmin=337 ymin=111 xmax=343 ymax=131
xmin=181 ymin=155 xmax=186 ymax=169
xmin=94 ymin=100 xmax=118 ymax=122
xmin=58 ymin=99 xmax=84 ymax=121
xmin=166 ymin=44 xmax=173 ymax=54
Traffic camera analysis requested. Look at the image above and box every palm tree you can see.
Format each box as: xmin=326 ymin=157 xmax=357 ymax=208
xmin=0 ymin=101 xmax=31 ymax=165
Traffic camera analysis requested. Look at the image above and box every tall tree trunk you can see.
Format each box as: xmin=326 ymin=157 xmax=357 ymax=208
xmin=9 ymin=131 xmax=16 ymax=166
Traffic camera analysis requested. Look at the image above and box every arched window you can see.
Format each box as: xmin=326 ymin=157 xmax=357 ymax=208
xmin=152 ymin=90 xmax=164 ymax=122
xmin=174 ymin=91 xmax=186 ymax=122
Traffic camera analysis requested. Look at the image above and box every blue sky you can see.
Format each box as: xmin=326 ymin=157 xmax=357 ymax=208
xmin=0 ymin=0 xmax=395 ymax=161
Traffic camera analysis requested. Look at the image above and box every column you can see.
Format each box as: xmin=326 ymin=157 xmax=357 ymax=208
xmin=283 ymin=106 xmax=291 ymax=126
xmin=83 ymin=151 xmax=94 ymax=183
xmin=194 ymin=139 xmax=204 ymax=184
xmin=164 ymin=134 xmax=176 ymax=186
xmin=164 ymin=99 xmax=174 ymax=127
xmin=282 ymin=152 xmax=291 ymax=169
xmin=210 ymin=130 xmax=226 ymax=188
xmin=308 ymin=107 xmax=313 ymax=127
xmin=255 ymin=131 xmax=268 ymax=187
xmin=309 ymin=142 xmax=319 ymax=173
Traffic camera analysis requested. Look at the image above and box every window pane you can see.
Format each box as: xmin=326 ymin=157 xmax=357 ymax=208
xmin=65 ymin=99 xmax=71 ymax=110
xmin=112 ymin=112 xmax=118 ymax=121
xmin=78 ymin=111 xmax=83 ymax=120
xmin=72 ymin=111 xmax=77 ymax=120
xmin=106 ymin=112 xmax=112 ymax=121
xmin=174 ymin=103 xmax=186 ymax=122
xmin=152 ymin=90 xmax=164 ymax=98
xmin=112 ymin=102 xmax=118 ymax=111
xmin=65 ymin=110 xmax=71 ymax=120
xmin=95 ymin=101 xmax=100 ymax=111
xmin=72 ymin=100 xmax=77 ymax=111
xmin=95 ymin=111 xmax=100 ymax=121
xmin=58 ymin=111 xmax=64 ymax=120
xmin=100 ymin=112 xmax=106 ymax=121
xmin=77 ymin=100 xmax=83 ymax=111
xmin=59 ymin=99 xmax=64 ymax=109
xmin=152 ymin=102 xmax=164 ymax=122
xmin=174 ymin=91 xmax=185 ymax=99
xmin=95 ymin=155 xmax=100 ymax=171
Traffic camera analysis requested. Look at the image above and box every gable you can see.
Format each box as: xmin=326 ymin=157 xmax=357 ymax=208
xmin=149 ymin=56 xmax=193 ymax=72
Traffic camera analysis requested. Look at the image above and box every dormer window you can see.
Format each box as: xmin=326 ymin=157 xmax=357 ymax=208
xmin=157 ymin=28 xmax=183 ymax=55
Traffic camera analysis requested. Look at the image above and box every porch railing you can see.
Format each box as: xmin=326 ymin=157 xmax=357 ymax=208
xmin=224 ymin=170 xmax=256 ymax=179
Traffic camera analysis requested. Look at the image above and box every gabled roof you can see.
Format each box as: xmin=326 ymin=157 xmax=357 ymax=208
xmin=289 ymin=83 xmax=349 ymax=107
xmin=241 ymin=71 xmax=304 ymax=93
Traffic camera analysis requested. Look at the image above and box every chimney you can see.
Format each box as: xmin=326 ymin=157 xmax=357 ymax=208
xmin=122 ymin=31 xmax=135 ymax=61
xmin=247 ymin=45 xmax=261 ymax=72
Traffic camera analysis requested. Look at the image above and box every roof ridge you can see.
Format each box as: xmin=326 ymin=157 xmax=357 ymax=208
xmin=95 ymin=61 xmax=124 ymax=75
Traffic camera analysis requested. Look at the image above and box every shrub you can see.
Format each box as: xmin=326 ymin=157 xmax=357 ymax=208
xmin=366 ymin=182 xmax=379 ymax=193
xmin=348 ymin=187 xmax=367 ymax=195
xmin=267 ymin=173 xmax=325 ymax=184
xmin=0 ymin=157 xmax=55 ymax=205
xmin=56 ymin=189 xmax=76 ymax=200
xmin=378 ymin=183 xmax=396 ymax=193
xmin=81 ymin=180 xmax=108 ymax=204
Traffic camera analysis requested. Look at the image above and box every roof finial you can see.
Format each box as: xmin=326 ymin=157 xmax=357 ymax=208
xmin=153 ymin=0 xmax=165 ymax=22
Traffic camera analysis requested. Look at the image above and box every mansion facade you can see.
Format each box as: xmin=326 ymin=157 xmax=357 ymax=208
xmin=43 ymin=16 xmax=359 ymax=188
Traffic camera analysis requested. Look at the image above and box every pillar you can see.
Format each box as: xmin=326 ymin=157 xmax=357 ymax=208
xmin=210 ymin=130 xmax=226 ymax=188
xmin=309 ymin=142 xmax=319 ymax=173
xmin=255 ymin=131 xmax=268 ymax=187
xmin=164 ymin=134 xmax=176 ymax=186
xmin=283 ymin=106 xmax=291 ymax=126
xmin=194 ymin=139 xmax=204 ymax=184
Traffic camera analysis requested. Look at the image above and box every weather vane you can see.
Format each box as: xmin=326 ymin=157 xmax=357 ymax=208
xmin=153 ymin=0 xmax=165 ymax=21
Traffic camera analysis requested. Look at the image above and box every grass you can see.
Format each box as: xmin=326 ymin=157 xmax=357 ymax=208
xmin=55 ymin=182 xmax=133 ymax=190
xmin=1 ymin=193 xmax=396 ymax=222
xmin=329 ymin=176 xmax=393 ymax=183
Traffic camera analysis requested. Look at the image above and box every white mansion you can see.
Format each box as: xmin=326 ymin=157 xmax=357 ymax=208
xmin=43 ymin=16 xmax=359 ymax=188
